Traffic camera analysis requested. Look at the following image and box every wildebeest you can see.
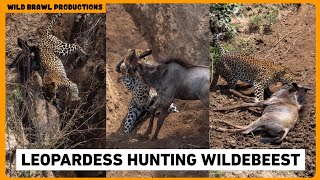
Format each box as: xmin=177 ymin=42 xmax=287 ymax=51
xmin=124 ymin=49 xmax=210 ymax=140
xmin=115 ymin=49 xmax=179 ymax=134
xmin=8 ymin=38 xmax=41 ymax=84
xmin=212 ymin=83 xmax=311 ymax=144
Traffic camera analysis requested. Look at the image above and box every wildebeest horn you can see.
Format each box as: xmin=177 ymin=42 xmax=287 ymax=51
xmin=130 ymin=49 xmax=136 ymax=56
xmin=139 ymin=49 xmax=152 ymax=59
xmin=17 ymin=38 xmax=28 ymax=50
xmin=303 ymin=86 xmax=313 ymax=91
xmin=292 ymin=82 xmax=299 ymax=89
xmin=115 ymin=59 xmax=124 ymax=73
xmin=127 ymin=49 xmax=136 ymax=62
xmin=26 ymin=38 xmax=37 ymax=47
xmin=291 ymin=82 xmax=313 ymax=91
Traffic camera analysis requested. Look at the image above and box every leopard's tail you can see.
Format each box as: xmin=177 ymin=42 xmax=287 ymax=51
xmin=45 ymin=13 xmax=63 ymax=36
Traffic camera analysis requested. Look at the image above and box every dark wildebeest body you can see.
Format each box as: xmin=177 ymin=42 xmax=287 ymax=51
xmin=124 ymin=49 xmax=210 ymax=140
xmin=8 ymin=38 xmax=41 ymax=84
xmin=212 ymin=83 xmax=311 ymax=144
xmin=154 ymin=63 xmax=209 ymax=102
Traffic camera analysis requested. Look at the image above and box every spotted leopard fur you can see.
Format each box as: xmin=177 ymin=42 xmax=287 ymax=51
xmin=116 ymin=50 xmax=178 ymax=133
xmin=39 ymin=13 xmax=87 ymax=102
xmin=211 ymin=33 xmax=294 ymax=102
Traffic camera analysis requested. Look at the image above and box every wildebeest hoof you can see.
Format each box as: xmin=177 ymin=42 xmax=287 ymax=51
xmin=150 ymin=136 xmax=157 ymax=141
xmin=140 ymin=133 xmax=150 ymax=140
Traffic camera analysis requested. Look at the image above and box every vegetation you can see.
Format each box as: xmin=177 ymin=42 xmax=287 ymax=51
xmin=209 ymin=4 xmax=283 ymax=66
xmin=263 ymin=8 xmax=279 ymax=34
xmin=248 ymin=15 xmax=261 ymax=33
xmin=209 ymin=4 xmax=242 ymax=38
xmin=209 ymin=4 xmax=243 ymax=69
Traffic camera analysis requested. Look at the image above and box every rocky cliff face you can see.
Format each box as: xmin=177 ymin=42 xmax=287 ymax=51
xmin=124 ymin=4 xmax=211 ymax=65
xmin=106 ymin=5 xmax=210 ymax=177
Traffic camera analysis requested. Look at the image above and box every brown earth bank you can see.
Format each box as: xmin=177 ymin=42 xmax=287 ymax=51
xmin=210 ymin=4 xmax=315 ymax=178
xmin=106 ymin=4 xmax=210 ymax=177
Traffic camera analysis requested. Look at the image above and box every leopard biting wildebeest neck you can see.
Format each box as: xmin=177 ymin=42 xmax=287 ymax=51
xmin=116 ymin=49 xmax=178 ymax=134
xmin=125 ymin=49 xmax=210 ymax=140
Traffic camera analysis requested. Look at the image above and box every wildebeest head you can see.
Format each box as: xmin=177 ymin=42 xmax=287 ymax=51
xmin=121 ymin=49 xmax=152 ymax=75
xmin=288 ymin=82 xmax=312 ymax=106
xmin=8 ymin=37 xmax=41 ymax=84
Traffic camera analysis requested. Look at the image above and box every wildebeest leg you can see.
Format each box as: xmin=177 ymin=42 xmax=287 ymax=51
xmin=212 ymin=100 xmax=267 ymax=111
xmin=151 ymin=106 xmax=170 ymax=141
xmin=213 ymin=118 xmax=262 ymax=135
xmin=276 ymin=128 xmax=289 ymax=143
xmin=143 ymin=98 xmax=160 ymax=138
xmin=261 ymin=126 xmax=289 ymax=144
xmin=200 ymin=83 xmax=210 ymax=109
xmin=212 ymin=126 xmax=243 ymax=133
xmin=214 ymin=120 xmax=245 ymax=129
xmin=211 ymin=120 xmax=244 ymax=132
xmin=143 ymin=107 xmax=156 ymax=138
xmin=210 ymin=70 xmax=219 ymax=91
xmin=229 ymin=89 xmax=256 ymax=102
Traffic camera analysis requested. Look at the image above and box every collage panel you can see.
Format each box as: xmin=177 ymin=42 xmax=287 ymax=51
xmin=3 ymin=2 xmax=317 ymax=179
xmin=209 ymin=4 xmax=315 ymax=178
xmin=5 ymin=13 xmax=106 ymax=177
xmin=106 ymin=4 xmax=211 ymax=177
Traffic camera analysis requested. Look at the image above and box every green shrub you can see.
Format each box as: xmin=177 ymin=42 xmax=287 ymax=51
xmin=248 ymin=15 xmax=261 ymax=33
xmin=209 ymin=4 xmax=242 ymax=37
xmin=263 ymin=8 xmax=279 ymax=34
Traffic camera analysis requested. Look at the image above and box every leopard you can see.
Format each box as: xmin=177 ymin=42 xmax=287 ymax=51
xmin=39 ymin=13 xmax=87 ymax=102
xmin=210 ymin=33 xmax=295 ymax=102
xmin=115 ymin=49 xmax=178 ymax=133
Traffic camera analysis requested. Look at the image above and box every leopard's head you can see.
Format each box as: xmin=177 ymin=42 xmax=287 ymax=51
xmin=278 ymin=67 xmax=295 ymax=85
xmin=42 ymin=75 xmax=57 ymax=101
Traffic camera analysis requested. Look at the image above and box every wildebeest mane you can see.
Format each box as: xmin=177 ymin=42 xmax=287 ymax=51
xmin=156 ymin=57 xmax=207 ymax=69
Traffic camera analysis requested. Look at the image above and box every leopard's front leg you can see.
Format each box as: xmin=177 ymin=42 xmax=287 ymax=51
xmin=253 ymin=80 xmax=266 ymax=102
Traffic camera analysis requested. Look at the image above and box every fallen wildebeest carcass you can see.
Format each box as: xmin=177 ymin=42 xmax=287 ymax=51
xmin=124 ymin=49 xmax=210 ymax=141
xmin=212 ymin=83 xmax=311 ymax=144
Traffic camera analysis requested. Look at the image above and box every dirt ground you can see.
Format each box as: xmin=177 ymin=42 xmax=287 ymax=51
xmin=106 ymin=5 xmax=209 ymax=177
xmin=210 ymin=4 xmax=316 ymax=178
